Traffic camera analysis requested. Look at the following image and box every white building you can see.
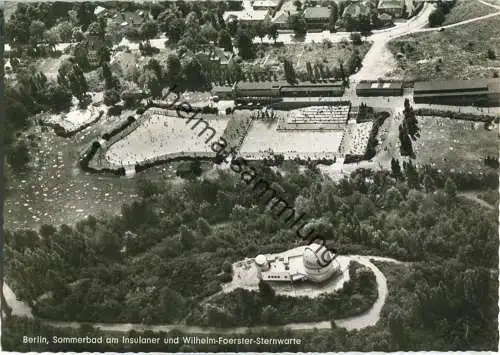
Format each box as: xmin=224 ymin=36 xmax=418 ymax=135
xmin=223 ymin=10 xmax=270 ymax=23
xmin=253 ymin=0 xmax=280 ymax=10
xmin=255 ymin=243 xmax=340 ymax=283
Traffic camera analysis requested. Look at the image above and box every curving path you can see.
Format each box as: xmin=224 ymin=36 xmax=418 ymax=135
xmin=350 ymin=0 xmax=500 ymax=81
xmin=413 ymin=11 xmax=500 ymax=34
xmin=3 ymin=255 xmax=405 ymax=333
xmin=459 ymin=192 xmax=496 ymax=211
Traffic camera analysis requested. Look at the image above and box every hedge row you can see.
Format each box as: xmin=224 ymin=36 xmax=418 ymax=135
xmin=365 ymin=112 xmax=391 ymax=160
xmin=79 ymin=141 xmax=125 ymax=176
xmin=414 ymin=109 xmax=498 ymax=123
xmin=135 ymin=155 xmax=211 ymax=174
xmin=102 ymin=116 xmax=136 ymax=140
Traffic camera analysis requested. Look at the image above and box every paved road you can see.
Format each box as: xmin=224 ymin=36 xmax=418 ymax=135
xmin=252 ymin=3 xmax=435 ymax=45
xmin=3 ymin=255 xmax=404 ymax=333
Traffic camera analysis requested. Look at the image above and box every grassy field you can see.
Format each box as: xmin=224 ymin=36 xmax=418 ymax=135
xmin=412 ymin=116 xmax=498 ymax=172
xmin=251 ymin=41 xmax=372 ymax=77
xmin=442 ymin=0 xmax=496 ymax=25
xmin=388 ymin=17 xmax=500 ymax=80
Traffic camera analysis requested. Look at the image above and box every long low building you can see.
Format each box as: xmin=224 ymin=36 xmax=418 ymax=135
xmin=413 ymin=79 xmax=500 ymax=107
xmin=213 ymin=81 xmax=345 ymax=101
xmin=356 ymin=81 xmax=404 ymax=96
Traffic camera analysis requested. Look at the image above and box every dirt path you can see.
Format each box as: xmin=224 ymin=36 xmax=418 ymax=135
xmin=476 ymin=0 xmax=500 ymax=10
xmin=414 ymin=10 xmax=500 ymax=34
xmin=459 ymin=192 xmax=496 ymax=210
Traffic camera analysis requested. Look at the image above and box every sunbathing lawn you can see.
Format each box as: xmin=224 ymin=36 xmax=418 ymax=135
xmin=252 ymin=41 xmax=372 ymax=77
xmin=388 ymin=17 xmax=500 ymax=80
xmin=442 ymin=0 xmax=496 ymax=25
xmin=413 ymin=116 xmax=499 ymax=172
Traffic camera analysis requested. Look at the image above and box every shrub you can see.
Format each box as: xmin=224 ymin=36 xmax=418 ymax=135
xmin=104 ymin=89 xmax=121 ymax=107
xmin=414 ymin=108 xmax=496 ymax=122
xmin=108 ymin=105 xmax=123 ymax=116
xmin=428 ymin=8 xmax=445 ymax=27
xmin=350 ymin=32 xmax=362 ymax=45
xmin=487 ymin=48 xmax=496 ymax=60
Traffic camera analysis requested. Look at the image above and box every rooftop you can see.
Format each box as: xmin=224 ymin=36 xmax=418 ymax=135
xmin=236 ymin=81 xmax=281 ymax=90
xmin=224 ymin=10 xmax=269 ymax=21
xmin=378 ymin=0 xmax=405 ymax=9
xmin=413 ymin=79 xmax=496 ymax=93
xmin=234 ymin=80 xmax=345 ymax=91
xmin=273 ymin=8 xmax=299 ymax=23
xmin=304 ymin=6 xmax=330 ymax=20
xmin=343 ymin=2 xmax=371 ymax=18
xmin=253 ymin=0 xmax=280 ymax=8
xmin=94 ymin=6 xmax=106 ymax=15
xmin=212 ymin=86 xmax=234 ymax=93
xmin=378 ymin=13 xmax=394 ymax=21
xmin=356 ymin=81 xmax=403 ymax=89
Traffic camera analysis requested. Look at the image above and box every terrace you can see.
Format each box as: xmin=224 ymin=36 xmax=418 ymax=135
xmin=278 ymin=105 xmax=351 ymax=130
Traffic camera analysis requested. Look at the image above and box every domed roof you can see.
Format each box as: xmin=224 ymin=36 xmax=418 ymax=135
xmin=255 ymin=254 xmax=267 ymax=266
xmin=303 ymin=243 xmax=333 ymax=270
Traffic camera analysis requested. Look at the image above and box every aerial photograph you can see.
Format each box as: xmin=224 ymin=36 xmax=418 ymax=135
xmin=1 ymin=0 xmax=499 ymax=352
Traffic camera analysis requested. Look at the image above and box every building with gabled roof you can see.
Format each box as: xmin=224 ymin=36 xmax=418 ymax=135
xmin=224 ymin=10 xmax=270 ymax=23
xmin=378 ymin=0 xmax=405 ymax=18
xmin=304 ymin=6 xmax=330 ymax=28
xmin=272 ymin=8 xmax=299 ymax=29
xmin=342 ymin=1 xmax=371 ymax=19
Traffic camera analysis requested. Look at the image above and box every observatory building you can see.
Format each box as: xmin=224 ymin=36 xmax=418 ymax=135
xmin=255 ymin=243 xmax=340 ymax=283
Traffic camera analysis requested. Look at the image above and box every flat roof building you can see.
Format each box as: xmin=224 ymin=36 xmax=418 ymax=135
xmin=413 ymin=79 xmax=500 ymax=107
xmin=212 ymin=85 xmax=235 ymax=99
xmin=212 ymin=81 xmax=346 ymax=101
xmin=356 ymin=81 xmax=404 ymax=96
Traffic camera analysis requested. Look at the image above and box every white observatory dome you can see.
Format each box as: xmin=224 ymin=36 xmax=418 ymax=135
xmin=303 ymin=243 xmax=333 ymax=270
xmin=255 ymin=254 xmax=267 ymax=266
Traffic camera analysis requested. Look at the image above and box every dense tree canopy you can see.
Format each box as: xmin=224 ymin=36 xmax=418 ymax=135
xmin=4 ymin=161 xmax=497 ymax=332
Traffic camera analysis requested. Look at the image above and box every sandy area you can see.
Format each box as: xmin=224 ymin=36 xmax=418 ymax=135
xmin=105 ymin=110 xmax=229 ymax=166
xmin=239 ymin=121 xmax=345 ymax=160
xmin=44 ymin=94 xmax=105 ymax=132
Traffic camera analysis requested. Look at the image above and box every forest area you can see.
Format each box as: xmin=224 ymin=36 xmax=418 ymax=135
xmin=187 ymin=261 xmax=378 ymax=327
xmin=3 ymin=160 xmax=498 ymax=351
